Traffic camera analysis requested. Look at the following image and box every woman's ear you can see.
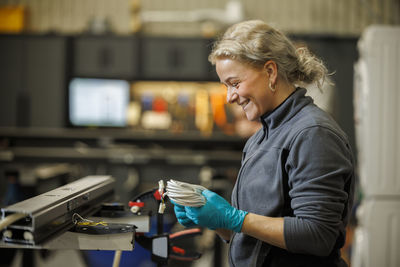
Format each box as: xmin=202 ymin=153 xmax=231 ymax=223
xmin=264 ymin=60 xmax=278 ymax=84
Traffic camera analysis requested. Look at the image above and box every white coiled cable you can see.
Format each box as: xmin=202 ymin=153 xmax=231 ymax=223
xmin=165 ymin=179 xmax=207 ymax=207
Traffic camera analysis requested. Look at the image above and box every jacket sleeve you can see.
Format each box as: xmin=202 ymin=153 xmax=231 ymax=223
xmin=283 ymin=126 xmax=354 ymax=257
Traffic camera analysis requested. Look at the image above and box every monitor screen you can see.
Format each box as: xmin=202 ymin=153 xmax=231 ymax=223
xmin=69 ymin=78 xmax=130 ymax=127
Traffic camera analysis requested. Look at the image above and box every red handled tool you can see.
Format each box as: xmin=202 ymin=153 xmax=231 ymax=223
xmin=135 ymin=227 xmax=202 ymax=264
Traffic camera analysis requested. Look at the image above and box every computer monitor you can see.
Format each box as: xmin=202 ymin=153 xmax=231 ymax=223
xmin=69 ymin=78 xmax=130 ymax=127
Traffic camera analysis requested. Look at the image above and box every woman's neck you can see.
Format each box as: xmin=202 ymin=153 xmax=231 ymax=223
xmin=272 ymin=80 xmax=296 ymax=110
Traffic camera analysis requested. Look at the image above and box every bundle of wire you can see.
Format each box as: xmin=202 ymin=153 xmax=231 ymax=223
xmin=165 ymin=179 xmax=207 ymax=207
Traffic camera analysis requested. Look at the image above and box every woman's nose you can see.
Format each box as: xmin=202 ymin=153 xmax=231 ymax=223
xmin=226 ymin=86 xmax=238 ymax=103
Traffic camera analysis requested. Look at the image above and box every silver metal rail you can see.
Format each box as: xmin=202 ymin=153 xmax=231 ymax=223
xmin=1 ymin=175 xmax=115 ymax=245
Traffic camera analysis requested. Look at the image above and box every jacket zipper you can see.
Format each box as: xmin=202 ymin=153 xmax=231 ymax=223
xmin=229 ymin=148 xmax=259 ymax=266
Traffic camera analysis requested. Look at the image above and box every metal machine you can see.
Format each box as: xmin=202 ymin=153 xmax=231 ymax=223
xmin=1 ymin=176 xmax=115 ymax=246
xmin=0 ymin=175 xmax=201 ymax=266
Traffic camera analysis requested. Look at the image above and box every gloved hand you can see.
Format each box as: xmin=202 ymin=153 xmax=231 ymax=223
xmin=185 ymin=190 xmax=248 ymax=233
xmin=172 ymin=201 xmax=196 ymax=228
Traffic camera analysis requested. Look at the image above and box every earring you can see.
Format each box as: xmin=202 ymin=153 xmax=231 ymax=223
xmin=269 ymin=81 xmax=276 ymax=93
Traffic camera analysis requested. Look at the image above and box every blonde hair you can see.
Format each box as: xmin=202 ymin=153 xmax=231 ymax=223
xmin=209 ymin=20 xmax=329 ymax=88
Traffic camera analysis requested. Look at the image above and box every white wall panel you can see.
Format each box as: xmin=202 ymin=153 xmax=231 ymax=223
xmin=355 ymin=25 xmax=400 ymax=196
xmin=352 ymin=199 xmax=400 ymax=267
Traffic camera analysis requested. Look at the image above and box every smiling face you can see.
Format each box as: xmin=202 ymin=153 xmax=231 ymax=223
xmin=216 ymin=58 xmax=275 ymax=121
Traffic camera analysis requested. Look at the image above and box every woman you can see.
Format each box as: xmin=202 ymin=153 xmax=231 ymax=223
xmin=173 ymin=20 xmax=355 ymax=267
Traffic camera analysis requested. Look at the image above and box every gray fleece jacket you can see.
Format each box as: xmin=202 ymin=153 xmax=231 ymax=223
xmin=229 ymin=88 xmax=355 ymax=267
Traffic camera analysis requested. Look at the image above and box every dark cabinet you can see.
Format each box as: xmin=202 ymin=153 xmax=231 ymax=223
xmin=0 ymin=36 xmax=22 ymax=127
xmin=73 ymin=36 xmax=139 ymax=79
xmin=0 ymin=35 xmax=67 ymax=128
xmin=141 ymin=37 xmax=213 ymax=80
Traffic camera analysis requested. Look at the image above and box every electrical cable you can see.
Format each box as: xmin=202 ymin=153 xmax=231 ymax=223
xmin=112 ymin=250 xmax=122 ymax=267
xmin=0 ymin=213 xmax=26 ymax=231
xmin=165 ymin=179 xmax=207 ymax=207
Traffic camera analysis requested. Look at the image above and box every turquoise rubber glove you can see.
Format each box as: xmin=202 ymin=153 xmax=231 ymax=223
xmin=171 ymin=200 xmax=196 ymax=227
xmin=185 ymin=190 xmax=248 ymax=233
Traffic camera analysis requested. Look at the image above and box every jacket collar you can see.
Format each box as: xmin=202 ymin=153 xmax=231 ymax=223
xmin=257 ymin=87 xmax=312 ymax=144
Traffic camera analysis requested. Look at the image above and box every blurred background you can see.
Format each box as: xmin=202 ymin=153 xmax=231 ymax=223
xmin=0 ymin=0 xmax=399 ymax=267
